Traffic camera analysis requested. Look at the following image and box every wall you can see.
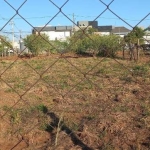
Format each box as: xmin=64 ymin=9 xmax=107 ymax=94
xmin=41 ymin=31 xmax=71 ymax=41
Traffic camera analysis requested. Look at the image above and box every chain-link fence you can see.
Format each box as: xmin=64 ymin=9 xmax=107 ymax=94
xmin=0 ymin=0 xmax=150 ymax=150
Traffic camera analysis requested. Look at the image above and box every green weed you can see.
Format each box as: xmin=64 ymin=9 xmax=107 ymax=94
xmin=132 ymin=65 xmax=149 ymax=77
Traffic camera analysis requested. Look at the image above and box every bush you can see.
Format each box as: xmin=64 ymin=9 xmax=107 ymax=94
xmin=69 ymin=30 xmax=121 ymax=57
xmin=23 ymin=34 xmax=52 ymax=56
xmin=97 ymin=35 xmax=121 ymax=57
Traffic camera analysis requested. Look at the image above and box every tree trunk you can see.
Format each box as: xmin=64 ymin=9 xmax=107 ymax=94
xmin=122 ymin=47 xmax=125 ymax=59
xmin=136 ymin=39 xmax=140 ymax=61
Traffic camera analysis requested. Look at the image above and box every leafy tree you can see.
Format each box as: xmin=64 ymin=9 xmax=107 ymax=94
xmin=68 ymin=27 xmax=98 ymax=54
xmin=51 ymin=40 xmax=69 ymax=54
xmin=68 ymin=28 xmax=121 ymax=57
xmin=23 ymin=33 xmax=52 ymax=56
xmin=124 ymin=27 xmax=145 ymax=44
xmin=97 ymin=35 xmax=121 ymax=57
xmin=124 ymin=27 xmax=145 ymax=61
xmin=0 ymin=36 xmax=12 ymax=56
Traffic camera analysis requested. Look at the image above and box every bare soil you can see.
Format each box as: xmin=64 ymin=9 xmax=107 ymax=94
xmin=0 ymin=53 xmax=150 ymax=150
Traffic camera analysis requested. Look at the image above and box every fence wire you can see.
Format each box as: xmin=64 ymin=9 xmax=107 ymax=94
xmin=0 ymin=0 xmax=150 ymax=150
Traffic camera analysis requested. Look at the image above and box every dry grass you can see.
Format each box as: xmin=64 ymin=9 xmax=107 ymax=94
xmin=0 ymin=54 xmax=150 ymax=149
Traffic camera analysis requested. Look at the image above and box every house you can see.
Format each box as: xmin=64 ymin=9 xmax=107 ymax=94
xmin=32 ymin=26 xmax=72 ymax=41
xmin=77 ymin=21 xmax=98 ymax=28
xmin=32 ymin=21 xmax=131 ymax=40
xmin=96 ymin=25 xmax=114 ymax=36
xmin=75 ymin=21 xmax=131 ymax=37
xmin=143 ymin=26 xmax=150 ymax=44
xmin=111 ymin=26 xmax=131 ymax=37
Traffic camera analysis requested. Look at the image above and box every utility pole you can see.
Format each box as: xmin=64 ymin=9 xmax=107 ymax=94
xmin=19 ymin=30 xmax=22 ymax=54
xmin=72 ymin=13 xmax=75 ymax=33
xmin=9 ymin=20 xmax=14 ymax=49
xmin=19 ymin=30 xmax=22 ymax=40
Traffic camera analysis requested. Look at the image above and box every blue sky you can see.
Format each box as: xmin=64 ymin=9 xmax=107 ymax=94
xmin=0 ymin=0 xmax=150 ymax=41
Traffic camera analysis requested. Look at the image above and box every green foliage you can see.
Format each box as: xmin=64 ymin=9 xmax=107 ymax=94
xmin=69 ymin=29 xmax=121 ymax=57
xmin=2 ymin=106 xmax=22 ymax=124
xmin=51 ymin=40 xmax=69 ymax=54
xmin=36 ymin=104 xmax=48 ymax=114
xmin=69 ymin=27 xmax=98 ymax=54
xmin=124 ymin=27 xmax=145 ymax=44
xmin=2 ymin=104 xmax=49 ymax=131
xmin=0 ymin=36 xmax=12 ymax=55
xmin=132 ymin=65 xmax=149 ymax=76
xmin=23 ymin=33 xmax=52 ymax=56
xmin=97 ymin=35 xmax=121 ymax=57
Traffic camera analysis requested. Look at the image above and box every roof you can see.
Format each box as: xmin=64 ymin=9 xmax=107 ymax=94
xmin=96 ymin=26 xmax=114 ymax=32
xmin=144 ymin=26 xmax=150 ymax=31
xmin=33 ymin=26 xmax=72 ymax=32
xmin=111 ymin=26 xmax=131 ymax=34
xmin=144 ymin=26 xmax=150 ymax=35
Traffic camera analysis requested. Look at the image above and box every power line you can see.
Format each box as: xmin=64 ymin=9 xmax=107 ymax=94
xmin=0 ymin=14 xmax=149 ymax=22
xmin=2 ymin=31 xmax=31 ymax=33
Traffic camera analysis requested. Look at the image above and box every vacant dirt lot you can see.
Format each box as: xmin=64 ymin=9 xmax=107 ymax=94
xmin=0 ymin=54 xmax=150 ymax=150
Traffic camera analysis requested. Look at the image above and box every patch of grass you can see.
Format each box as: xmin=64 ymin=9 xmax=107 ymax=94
xmin=14 ymin=81 xmax=25 ymax=90
xmin=95 ymin=68 xmax=108 ymax=75
xmin=76 ymin=80 xmax=93 ymax=91
xmin=99 ymin=129 xmax=107 ymax=139
xmin=2 ymin=106 xmax=22 ymax=124
xmin=2 ymin=104 xmax=49 ymax=131
xmin=132 ymin=65 xmax=149 ymax=77
xmin=141 ymin=104 xmax=150 ymax=117
xmin=60 ymin=80 xmax=70 ymax=90
xmin=63 ymin=119 xmax=80 ymax=132
xmin=113 ymin=105 xmax=129 ymax=112
xmin=120 ymin=75 xmax=133 ymax=83
xmin=85 ymin=115 xmax=96 ymax=121
xmin=36 ymin=104 xmax=48 ymax=114
xmin=0 ymin=61 xmax=7 ymax=66
xmin=34 ymin=63 xmax=44 ymax=70
xmin=40 ymin=123 xmax=54 ymax=132
xmin=5 ymin=88 xmax=16 ymax=93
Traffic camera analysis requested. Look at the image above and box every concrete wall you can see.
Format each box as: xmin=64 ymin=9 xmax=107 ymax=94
xmin=41 ymin=31 xmax=71 ymax=41
xmin=77 ymin=21 xmax=98 ymax=28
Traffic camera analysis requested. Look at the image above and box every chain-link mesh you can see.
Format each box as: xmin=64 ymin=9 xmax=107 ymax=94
xmin=0 ymin=0 xmax=150 ymax=149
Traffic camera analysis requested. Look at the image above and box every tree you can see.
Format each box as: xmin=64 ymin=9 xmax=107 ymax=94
xmin=0 ymin=36 xmax=12 ymax=57
xmin=124 ymin=27 xmax=145 ymax=60
xmin=23 ymin=33 xmax=52 ymax=56
xmin=68 ymin=28 xmax=121 ymax=57
xmin=50 ymin=40 xmax=69 ymax=54
xmin=68 ymin=27 xmax=99 ymax=55
xmin=124 ymin=27 xmax=145 ymax=44
xmin=97 ymin=35 xmax=122 ymax=57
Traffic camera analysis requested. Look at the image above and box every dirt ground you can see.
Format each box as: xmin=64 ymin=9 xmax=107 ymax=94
xmin=0 ymin=53 xmax=150 ymax=150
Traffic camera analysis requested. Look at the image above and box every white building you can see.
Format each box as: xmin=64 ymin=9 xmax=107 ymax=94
xmin=143 ymin=26 xmax=150 ymax=44
xmin=32 ymin=21 xmax=131 ymax=40
xmin=76 ymin=21 xmax=131 ymax=37
xmin=13 ymin=41 xmax=20 ymax=49
xmin=32 ymin=26 xmax=72 ymax=41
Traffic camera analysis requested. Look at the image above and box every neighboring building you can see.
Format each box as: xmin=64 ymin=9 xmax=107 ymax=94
xmin=19 ymin=40 xmax=28 ymax=53
xmin=13 ymin=41 xmax=20 ymax=49
xmin=75 ymin=21 xmax=131 ymax=37
xmin=96 ymin=25 xmax=114 ymax=36
xmin=32 ymin=21 xmax=131 ymax=40
xmin=32 ymin=26 xmax=72 ymax=41
xmin=77 ymin=21 xmax=98 ymax=28
xmin=143 ymin=26 xmax=150 ymax=44
xmin=111 ymin=26 xmax=131 ymax=37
